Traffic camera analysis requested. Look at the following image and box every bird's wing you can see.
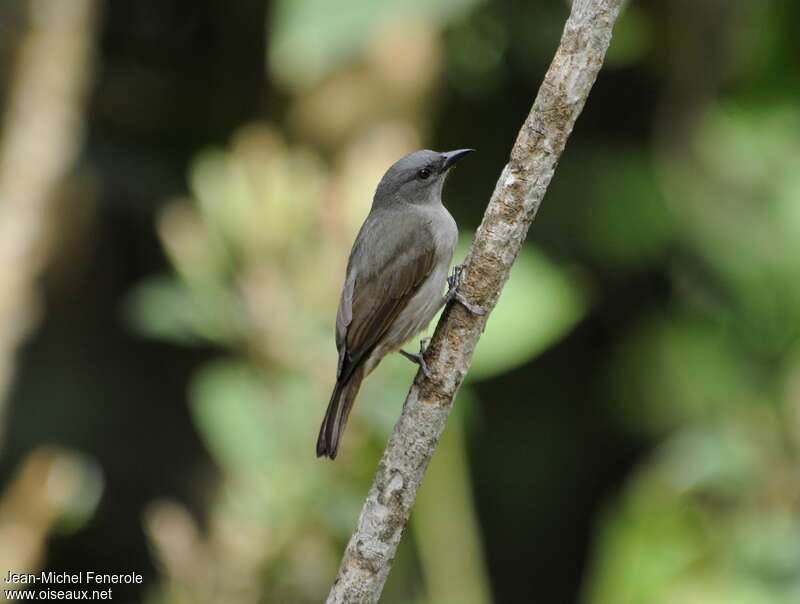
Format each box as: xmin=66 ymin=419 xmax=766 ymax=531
xmin=335 ymin=213 xmax=437 ymax=384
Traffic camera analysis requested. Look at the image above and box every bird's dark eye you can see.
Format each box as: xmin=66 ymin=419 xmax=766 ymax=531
xmin=417 ymin=167 xmax=432 ymax=180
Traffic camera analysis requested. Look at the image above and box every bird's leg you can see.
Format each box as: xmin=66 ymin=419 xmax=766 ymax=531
xmin=444 ymin=264 xmax=486 ymax=315
xmin=399 ymin=337 xmax=431 ymax=378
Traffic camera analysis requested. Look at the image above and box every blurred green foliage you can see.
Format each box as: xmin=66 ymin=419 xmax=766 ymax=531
xmin=2 ymin=0 xmax=799 ymax=602
xmin=586 ymin=415 xmax=800 ymax=604
xmin=585 ymin=38 xmax=800 ymax=604
xmin=465 ymin=243 xmax=586 ymax=381
xmin=270 ymin=0 xmax=481 ymax=89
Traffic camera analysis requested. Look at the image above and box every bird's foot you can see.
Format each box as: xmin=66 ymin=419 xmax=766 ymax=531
xmin=399 ymin=338 xmax=431 ymax=378
xmin=446 ymin=264 xmax=463 ymax=293
xmin=445 ymin=264 xmax=486 ymax=315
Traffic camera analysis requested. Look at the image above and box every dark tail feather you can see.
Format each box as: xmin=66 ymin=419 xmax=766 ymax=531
xmin=316 ymin=368 xmax=364 ymax=459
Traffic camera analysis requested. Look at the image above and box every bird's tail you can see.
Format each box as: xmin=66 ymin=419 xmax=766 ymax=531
xmin=316 ymin=367 xmax=365 ymax=460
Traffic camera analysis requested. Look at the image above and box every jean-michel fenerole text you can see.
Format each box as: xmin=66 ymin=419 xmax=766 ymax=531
xmin=5 ymin=570 xmax=143 ymax=585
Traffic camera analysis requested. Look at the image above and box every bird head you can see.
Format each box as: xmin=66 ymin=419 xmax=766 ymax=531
xmin=374 ymin=148 xmax=474 ymax=207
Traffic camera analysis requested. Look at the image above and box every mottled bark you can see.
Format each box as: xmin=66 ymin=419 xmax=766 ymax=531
xmin=325 ymin=0 xmax=625 ymax=602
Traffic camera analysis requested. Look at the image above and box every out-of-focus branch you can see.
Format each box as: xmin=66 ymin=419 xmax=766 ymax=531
xmin=0 ymin=447 xmax=99 ymax=573
xmin=325 ymin=1 xmax=625 ymax=602
xmin=0 ymin=0 xmax=98 ymax=437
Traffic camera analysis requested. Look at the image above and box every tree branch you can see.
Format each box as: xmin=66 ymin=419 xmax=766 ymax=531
xmin=325 ymin=1 xmax=625 ymax=601
xmin=0 ymin=0 xmax=98 ymax=444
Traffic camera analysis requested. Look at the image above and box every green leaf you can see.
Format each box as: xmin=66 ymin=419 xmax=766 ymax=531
xmin=189 ymin=362 xmax=329 ymax=479
xmin=190 ymin=362 xmax=276 ymax=473
xmin=125 ymin=276 xmax=205 ymax=345
xmin=125 ymin=275 xmax=242 ymax=346
xmin=464 ymin=243 xmax=587 ymax=381
xmin=269 ymin=0 xmax=482 ymax=89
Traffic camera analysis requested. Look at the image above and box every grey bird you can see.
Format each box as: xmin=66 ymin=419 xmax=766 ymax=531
xmin=316 ymin=148 xmax=481 ymax=459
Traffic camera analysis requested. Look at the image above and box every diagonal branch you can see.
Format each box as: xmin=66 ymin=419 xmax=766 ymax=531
xmin=326 ymin=1 xmax=626 ymax=602
xmin=0 ymin=0 xmax=98 ymax=446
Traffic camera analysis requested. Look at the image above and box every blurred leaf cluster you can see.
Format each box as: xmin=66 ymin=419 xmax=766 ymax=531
xmin=583 ymin=17 xmax=800 ymax=603
xmin=129 ymin=124 xmax=407 ymax=603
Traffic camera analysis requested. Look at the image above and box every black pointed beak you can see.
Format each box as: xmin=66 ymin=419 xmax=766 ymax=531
xmin=441 ymin=148 xmax=475 ymax=170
